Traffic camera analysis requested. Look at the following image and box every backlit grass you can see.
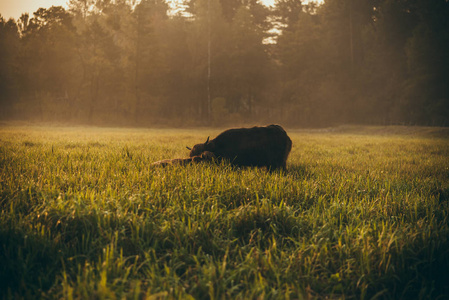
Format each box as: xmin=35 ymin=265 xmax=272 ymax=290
xmin=1 ymin=125 xmax=448 ymax=299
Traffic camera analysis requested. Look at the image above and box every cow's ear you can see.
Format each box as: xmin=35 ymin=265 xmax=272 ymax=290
xmin=186 ymin=146 xmax=192 ymax=150
xmin=205 ymin=136 xmax=210 ymax=144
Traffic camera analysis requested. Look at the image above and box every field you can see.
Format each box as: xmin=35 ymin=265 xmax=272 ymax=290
xmin=1 ymin=125 xmax=449 ymax=299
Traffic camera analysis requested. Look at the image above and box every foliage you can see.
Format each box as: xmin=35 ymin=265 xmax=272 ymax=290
xmin=0 ymin=0 xmax=448 ymax=126
xmin=1 ymin=125 xmax=449 ymax=298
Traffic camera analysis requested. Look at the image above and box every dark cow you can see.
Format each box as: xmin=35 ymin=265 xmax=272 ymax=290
xmin=187 ymin=124 xmax=292 ymax=170
xmin=152 ymin=151 xmax=216 ymax=167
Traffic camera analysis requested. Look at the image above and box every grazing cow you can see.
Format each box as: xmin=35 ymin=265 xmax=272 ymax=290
xmin=187 ymin=124 xmax=292 ymax=170
xmin=152 ymin=151 xmax=216 ymax=167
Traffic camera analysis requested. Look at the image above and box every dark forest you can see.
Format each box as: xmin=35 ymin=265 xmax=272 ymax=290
xmin=1 ymin=0 xmax=448 ymax=127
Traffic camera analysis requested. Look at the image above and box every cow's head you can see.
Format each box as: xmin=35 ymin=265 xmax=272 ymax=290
xmin=187 ymin=136 xmax=210 ymax=157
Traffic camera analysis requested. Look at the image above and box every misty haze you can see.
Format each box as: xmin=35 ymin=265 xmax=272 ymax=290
xmin=1 ymin=0 xmax=448 ymax=127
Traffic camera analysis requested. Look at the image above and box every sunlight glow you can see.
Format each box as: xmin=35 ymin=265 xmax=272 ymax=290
xmin=0 ymin=0 xmax=68 ymax=20
xmin=0 ymin=0 xmax=325 ymax=21
xmin=261 ymin=0 xmax=324 ymax=7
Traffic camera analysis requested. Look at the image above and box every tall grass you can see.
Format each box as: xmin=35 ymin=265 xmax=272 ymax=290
xmin=1 ymin=125 xmax=448 ymax=299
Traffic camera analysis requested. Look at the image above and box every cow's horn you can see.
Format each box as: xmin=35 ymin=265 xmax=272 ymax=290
xmin=205 ymin=136 xmax=210 ymax=144
xmin=186 ymin=146 xmax=192 ymax=150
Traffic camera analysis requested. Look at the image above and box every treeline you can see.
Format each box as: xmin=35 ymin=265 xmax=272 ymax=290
xmin=1 ymin=0 xmax=448 ymax=127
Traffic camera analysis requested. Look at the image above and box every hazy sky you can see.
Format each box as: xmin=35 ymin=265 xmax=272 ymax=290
xmin=0 ymin=0 xmax=316 ymax=21
xmin=0 ymin=0 xmax=68 ymax=20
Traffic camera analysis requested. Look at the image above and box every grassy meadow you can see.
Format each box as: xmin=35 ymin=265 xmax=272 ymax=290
xmin=1 ymin=125 xmax=449 ymax=299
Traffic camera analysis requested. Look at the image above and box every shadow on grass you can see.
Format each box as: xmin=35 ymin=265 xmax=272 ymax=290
xmin=368 ymin=236 xmax=449 ymax=299
xmin=0 ymin=229 xmax=63 ymax=298
xmin=0 ymin=212 xmax=127 ymax=298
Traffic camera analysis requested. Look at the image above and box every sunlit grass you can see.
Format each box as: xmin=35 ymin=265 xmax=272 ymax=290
xmin=1 ymin=125 xmax=448 ymax=299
